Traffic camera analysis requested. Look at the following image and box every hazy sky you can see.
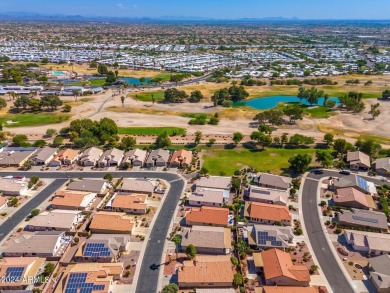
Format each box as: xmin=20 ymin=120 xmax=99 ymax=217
xmin=1 ymin=0 xmax=389 ymax=19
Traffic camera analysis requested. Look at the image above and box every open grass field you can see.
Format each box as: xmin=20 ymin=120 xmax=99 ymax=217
xmin=0 ymin=113 xmax=70 ymax=128
xmin=202 ymin=147 xmax=320 ymax=176
xmin=118 ymin=127 xmax=186 ymax=136
xmin=132 ymin=91 xmax=164 ymax=102
xmin=89 ymin=79 xmax=106 ymax=86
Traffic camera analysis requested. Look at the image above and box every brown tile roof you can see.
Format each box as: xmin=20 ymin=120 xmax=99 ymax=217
xmin=347 ymin=151 xmax=370 ymax=167
xmin=90 ymin=213 xmax=134 ymax=233
xmin=170 ymin=149 xmax=193 ymax=165
xmin=111 ymin=194 xmax=147 ymax=210
xmin=244 ymin=201 xmax=292 ymax=222
xmin=334 ymin=187 xmax=376 ymax=209
xmin=0 ymin=196 xmax=7 ymax=206
xmin=52 ymin=148 xmax=79 ymax=162
xmin=51 ymin=191 xmax=91 ymax=208
xmin=262 ymin=286 xmax=318 ymax=293
xmin=186 ymin=206 xmax=229 ymax=226
xmin=261 ymin=248 xmax=310 ymax=282
xmin=178 ymin=255 xmax=235 ymax=284
xmin=0 ymin=257 xmax=45 ymax=287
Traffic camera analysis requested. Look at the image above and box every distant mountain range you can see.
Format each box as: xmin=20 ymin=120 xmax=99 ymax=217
xmin=0 ymin=12 xmax=387 ymax=23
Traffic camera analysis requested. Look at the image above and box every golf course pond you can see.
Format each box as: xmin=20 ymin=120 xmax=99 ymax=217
xmin=237 ymin=95 xmax=340 ymax=110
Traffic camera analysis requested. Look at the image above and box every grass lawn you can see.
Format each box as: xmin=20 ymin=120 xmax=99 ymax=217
xmin=202 ymin=147 xmax=320 ymax=176
xmin=118 ymin=127 xmax=186 ymax=136
xmin=133 ymin=91 xmax=164 ymax=102
xmin=0 ymin=113 xmax=70 ymax=128
xmin=89 ymin=79 xmax=106 ymax=86
xmin=303 ymin=106 xmax=337 ymax=119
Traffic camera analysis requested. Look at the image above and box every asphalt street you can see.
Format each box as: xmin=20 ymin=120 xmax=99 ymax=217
xmin=303 ymin=170 xmax=383 ymax=293
xmin=0 ymin=171 xmax=185 ymax=293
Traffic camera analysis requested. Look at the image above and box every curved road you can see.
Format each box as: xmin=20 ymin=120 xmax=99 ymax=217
xmin=0 ymin=171 xmax=185 ymax=293
xmin=303 ymin=170 xmax=383 ymax=293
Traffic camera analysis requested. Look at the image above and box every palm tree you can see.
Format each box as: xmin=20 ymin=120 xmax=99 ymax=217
xmin=72 ymin=90 xmax=79 ymax=102
xmin=171 ymin=235 xmax=182 ymax=260
xmin=120 ymin=96 xmax=125 ymax=107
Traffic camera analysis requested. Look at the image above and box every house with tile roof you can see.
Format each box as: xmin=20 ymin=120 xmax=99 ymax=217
xmin=246 ymin=185 xmax=289 ymax=206
xmin=67 ymin=179 xmax=109 ymax=195
xmin=337 ymin=208 xmax=388 ymax=232
xmin=50 ymin=191 xmax=96 ymax=211
xmin=181 ymin=225 xmax=232 ymax=254
xmin=145 ymin=148 xmax=170 ymax=167
xmin=29 ymin=146 xmax=57 ymax=166
xmin=79 ymin=147 xmax=103 ymax=166
xmin=185 ymin=206 xmax=229 ymax=227
xmin=169 ymin=149 xmax=193 ymax=168
xmin=121 ymin=149 xmax=148 ymax=167
xmin=247 ymin=225 xmax=294 ymax=249
xmin=105 ymin=193 xmax=148 ymax=214
xmin=117 ymin=178 xmax=155 ymax=195
xmin=0 ymin=257 xmax=46 ymax=290
xmin=178 ymin=255 xmax=235 ymax=288
xmin=97 ymin=148 xmax=124 ymax=167
xmin=368 ymin=254 xmax=390 ymax=292
xmin=25 ymin=210 xmax=84 ymax=232
xmin=49 ymin=148 xmax=80 ymax=167
xmin=375 ymin=157 xmax=390 ymax=176
xmin=333 ymin=187 xmax=376 ymax=210
xmin=89 ymin=212 xmax=134 ymax=234
xmin=188 ymin=189 xmax=225 ymax=207
xmin=261 ymin=286 xmax=318 ymax=293
xmin=344 ymin=230 xmax=390 ymax=256
xmin=54 ymin=262 xmax=123 ymax=293
xmin=73 ymin=234 xmax=130 ymax=263
xmin=253 ymin=173 xmax=292 ymax=191
xmin=244 ymin=201 xmax=292 ymax=226
xmin=347 ymin=151 xmax=370 ymax=170
xmin=260 ymin=248 xmax=311 ymax=286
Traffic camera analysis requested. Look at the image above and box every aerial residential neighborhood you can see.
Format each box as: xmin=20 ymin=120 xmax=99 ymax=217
xmin=0 ymin=1 xmax=389 ymax=293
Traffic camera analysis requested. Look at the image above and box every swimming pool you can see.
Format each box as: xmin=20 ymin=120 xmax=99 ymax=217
xmin=119 ymin=77 xmax=151 ymax=85
xmin=238 ymin=96 xmax=340 ymax=110
xmin=53 ymin=71 xmax=65 ymax=76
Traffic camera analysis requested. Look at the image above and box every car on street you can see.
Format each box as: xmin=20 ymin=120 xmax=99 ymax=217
xmin=339 ymin=169 xmax=351 ymax=175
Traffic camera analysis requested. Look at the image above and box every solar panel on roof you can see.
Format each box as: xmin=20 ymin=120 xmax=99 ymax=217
xmin=257 ymin=231 xmax=284 ymax=247
xmin=83 ymin=242 xmax=111 ymax=257
xmin=357 ymin=176 xmax=368 ymax=191
xmin=65 ymin=272 xmax=105 ymax=293
xmin=5 ymin=267 xmax=24 ymax=280
xmin=352 ymin=215 xmax=379 ymax=224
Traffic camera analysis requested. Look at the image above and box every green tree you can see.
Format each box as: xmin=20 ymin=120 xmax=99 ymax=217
xmin=120 ymin=96 xmax=125 ymax=107
xmin=33 ymin=140 xmax=46 ymax=147
xmin=103 ymin=173 xmax=113 ymax=182
xmin=30 ymin=208 xmax=40 ymax=217
xmin=63 ymin=104 xmax=72 ymax=112
xmin=120 ymin=136 xmax=136 ymax=151
xmin=0 ymin=97 xmax=7 ymax=110
xmin=356 ymin=138 xmax=381 ymax=160
xmin=155 ymin=132 xmax=171 ymax=149
xmin=333 ymin=138 xmax=348 ymax=157
xmin=250 ymin=131 xmax=272 ymax=149
xmin=289 ymin=154 xmax=312 ymax=173
xmin=185 ymin=244 xmax=197 ymax=259
xmin=105 ymin=71 xmax=118 ymax=83
xmin=171 ymin=235 xmax=181 ymax=259
xmin=323 ymin=133 xmax=334 ymax=147
xmin=369 ymin=103 xmax=381 ymax=120
xmin=194 ymin=131 xmax=202 ymax=145
xmin=233 ymin=132 xmax=243 ymax=145
xmin=283 ymin=104 xmax=304 ymax=123
xmin=316 ymin=150 xmax=333 ymax=168
xmin=97 ymin=64 xmax=108 ymax=75
xmin=164 ymin=88 xmax=188 ymax=103
xmin=233 ymin=272 xmax=243 ymax=286
xmin=161 ymin=284 xmax=179 ymax=293
xmin=382 ymin=89 xmax=390 ymax=100
xmin=46 ymin=128 xmax=56 ymax=137
xmin=52 ymin=136 xmax=64 ymax=147
xmin=42 ymin=263 xmax=55 ymax=277
xmin=188 ymin=90 xmax=204 ymax=103
xmin=12 ymin=134 xmax=29 ymax=147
